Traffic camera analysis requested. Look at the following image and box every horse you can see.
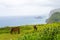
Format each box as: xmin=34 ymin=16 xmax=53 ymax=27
xmin=10 ymin=27 xmax=20 ymax=34
xmin=33 ymin=25 xmax=37 ymax=31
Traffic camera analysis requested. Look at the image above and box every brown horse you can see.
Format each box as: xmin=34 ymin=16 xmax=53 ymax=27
xmin=10 ymin=27 xmax=20 ymax=34
xmin=33 ymin=25 xmax=37 ymax=31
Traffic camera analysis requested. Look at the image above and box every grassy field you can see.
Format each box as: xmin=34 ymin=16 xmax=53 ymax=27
xmin=0 ymin=23 xmax=60 ymax=40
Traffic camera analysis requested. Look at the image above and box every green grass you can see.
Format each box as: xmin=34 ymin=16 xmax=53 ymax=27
xmin=0 ymin=23 xmax=60 ymax=40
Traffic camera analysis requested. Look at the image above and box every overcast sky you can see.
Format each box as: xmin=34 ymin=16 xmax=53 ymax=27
xmin=0 ymin=0 xmax=60 ymax=17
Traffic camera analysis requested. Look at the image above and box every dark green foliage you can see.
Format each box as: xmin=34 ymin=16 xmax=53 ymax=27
xmin=47 ymin=12 xmax=60 ymax=23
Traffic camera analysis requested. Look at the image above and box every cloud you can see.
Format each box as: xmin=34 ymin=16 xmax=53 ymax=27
xmin=0 ymin=0 xmax=60 ymax=16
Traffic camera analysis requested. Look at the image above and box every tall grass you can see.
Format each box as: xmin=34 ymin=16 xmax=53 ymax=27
xmin=0 ymin=22 xmax=60 ymax=40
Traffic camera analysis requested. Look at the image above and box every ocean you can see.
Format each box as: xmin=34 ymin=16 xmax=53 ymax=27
xmin=0 ymin=16 xmax=48 ymax=27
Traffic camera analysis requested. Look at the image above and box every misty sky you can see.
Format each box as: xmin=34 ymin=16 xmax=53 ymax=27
xmin=0 ymin=0 xmax=60 ymax=17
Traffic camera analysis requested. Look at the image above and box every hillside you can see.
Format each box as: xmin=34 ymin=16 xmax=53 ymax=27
xmin=0 ymin=23 xmax=60 ymax=40
xmin=47 ymin=9 xmax=60 ymax=23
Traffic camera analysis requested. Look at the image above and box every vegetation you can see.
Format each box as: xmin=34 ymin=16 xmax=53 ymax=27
xmin=0 ymin=22 xmax=60 ymax=40
xmin=47 ymin=12 xmax=60 ymax=23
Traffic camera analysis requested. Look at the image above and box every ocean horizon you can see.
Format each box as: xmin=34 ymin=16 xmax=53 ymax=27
xmin=0 ymin=16 xmax=48 ymax=27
